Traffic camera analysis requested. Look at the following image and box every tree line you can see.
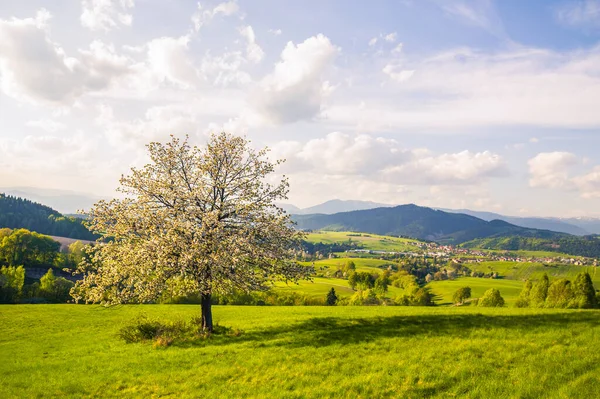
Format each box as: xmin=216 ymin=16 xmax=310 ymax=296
xmin=0 ymin=228 xmax=87 ymax=304
xmin=0 ymin=194 xmax=96 ymax=240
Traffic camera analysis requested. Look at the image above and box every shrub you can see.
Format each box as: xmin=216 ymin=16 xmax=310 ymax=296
xmin=514 ymin=279 xmax=533 ymax=308
xmin=570 ymin=272 xmax=597 ymax=309
xmin=396 ymin=287 xmax=435 ymax=306
xmin=39 ymin=269 xmax=75 ymax=303
xmin=0 ymin=266 xmax=25 ymax=303
xmin=477 ymin=288 xmax=505 ymax=307
xmin=119 ymin=316 xmax=243 ymax=346
xmin=530 ymin=274 xmax=549 ymax=308
xmin=545 ymin=278 xmax=574 ymax=308
xmin=452 ymin=287 xmax=471 ymax=305
xmin=326 ymin=288 xmax=338 ymax=306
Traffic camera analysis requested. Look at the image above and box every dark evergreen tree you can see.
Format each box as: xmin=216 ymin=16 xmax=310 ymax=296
xmin=326 ymin=288 xmax=338 ymax=306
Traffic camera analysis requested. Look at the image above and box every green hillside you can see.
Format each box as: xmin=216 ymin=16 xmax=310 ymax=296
xmin=305 ymin=231 xmax=424 ymax=252
xmin=427 ymin=277 xmax=524 ymax=305
xmin=293 ymin=204 xmax=568 ymax=244
xmin=0 ymin=194 xmax=96 ymax=240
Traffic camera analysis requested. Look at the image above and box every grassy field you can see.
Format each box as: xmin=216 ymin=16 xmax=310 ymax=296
xmin=467 ymin=261 xmax=600 ymax=284
xmin=305 ymin=231 xmax=423 ymax=252
xmin=271 ymin=277 xmax=406 ymax=299
xmin=2 ymin=305 xmax=600 ymax=398
xmin=426 ymin=277 xmax=525 ymax=305
xmin=477 ymin=249 xmax=578 ymax=258
xmin=300 ymin=257 xmax=398 ymax=274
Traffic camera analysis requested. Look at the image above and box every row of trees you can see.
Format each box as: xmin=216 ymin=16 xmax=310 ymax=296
xmin=515 ymin=272 xmax=597 ymax=308
xmin=0 ymin=228 xmax=87 ymax=270
xmin=0 ymin=266 xmax=74 ymax=303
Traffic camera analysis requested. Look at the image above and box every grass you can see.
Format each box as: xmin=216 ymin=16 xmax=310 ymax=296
xmin=300 ymin=257 xmax=398 ymax=274
xmin=426 ymin=277 xmax=525 ymax=305
xmin=271 ymin=277 xmax=406 ymax=299
xmin=2 ymin=305 xmax=600 ymax=398
xmin=477 ymin=249 xmax=578 ymax=258
xmin=305 ymin=231 xmax=423 ymax=252
xmin=467 ymin=261 xmax=600 ymax=284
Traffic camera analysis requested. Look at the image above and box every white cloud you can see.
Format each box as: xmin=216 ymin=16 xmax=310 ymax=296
xmin=384 ymin=32 xmax=397 ymax=42
xmin=392 ymin=43 xmax=404 ymax=54
xmin=528 ymin=152 xmax=578 ymax=189
xmin=81 ymin=0 xmax=135 ymax=32
xmin=573 ymin=166 xmax=600 ymax=198
xmin=239 ymin=26 xmax=264 ymax=63
xmin=555 ymin=0 xmax=600 ymax=29
xmin=368 ymin=37 xmax=378 ymax=46
xmin=0 ymin=11 xmax=132 ymax=105
xmin=26 ymin=119 xmax=66 ymax=132
xmin=191 ymin=1 xmax=240 ymax=32
xmin=331 ymin=46 xmax=600 ymax=130
xmin=201 ymin=51 xmax=251 ymax=86
xmin=268 ymin=28 xmax=282 ymax=35
xmin=254 ymin=34 xmax=339 ymax=124
xmin=382 ymin=64 xmax=415 ymax=82
xmin=146 ymin=35 xmax=199 ymax=89
xmin=272 ymin=132 xmax=506 ymax=185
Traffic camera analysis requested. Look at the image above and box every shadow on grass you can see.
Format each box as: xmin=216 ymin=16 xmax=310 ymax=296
xmin=175 ymin=311 xmax=600 ymax=349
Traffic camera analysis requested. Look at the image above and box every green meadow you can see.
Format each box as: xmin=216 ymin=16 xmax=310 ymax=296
xmin=271 ymin=276 xmax=406 ymax=298
xmin=426 ymin=277 xmax=524 ymax=305
xmin=2 ymin=305 xmax=600 ymax=398
xmin=467 ymin=261 xmax=600 ymax=284
xmin=305 ymin=231 xmax=423 ymax=252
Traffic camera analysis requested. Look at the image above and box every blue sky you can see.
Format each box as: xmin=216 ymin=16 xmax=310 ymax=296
xmin=0 ymin=0 xmax=600 ymax=217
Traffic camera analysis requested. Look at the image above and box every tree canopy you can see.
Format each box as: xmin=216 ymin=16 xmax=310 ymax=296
xmin=73 ymin=133 xmax=311 ymax=331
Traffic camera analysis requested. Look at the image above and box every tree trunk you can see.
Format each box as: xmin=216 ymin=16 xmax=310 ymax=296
xmin=201 ymin=293 xmax=213 ymax=333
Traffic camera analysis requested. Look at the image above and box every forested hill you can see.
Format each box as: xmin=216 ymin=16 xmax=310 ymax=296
xmin=0 ymin=194 xmax=96 ymax=240
xmin=292 ymin=204 xmax=569 ymax=245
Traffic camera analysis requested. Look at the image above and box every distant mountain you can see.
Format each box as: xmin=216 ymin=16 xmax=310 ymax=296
xmin=279 ymin=199 xmax=394 ymax=215
xmin=292 ymin=204 xmax=569 ymax=245
xmin=0 ymin=194 xmax=97 ymax=240
xmin=0 ymin=187 xmax=105 ymax=214
xmin=559 ymin=218 xmax=600 ymax=235
xmin=440 ymin=208 xmax=590 ymax=236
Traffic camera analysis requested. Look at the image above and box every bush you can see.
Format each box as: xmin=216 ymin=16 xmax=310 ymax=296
xmin=326 ymin=288 xmax=338 ymax=306
xmin=514 ymin=280 xmax=533 ymax=308
xmin=545 ymin=278 xmax=574 ymax=308
xmin=119 ymin=316 xmax=243 ymax=346
xmin=39 ymin=269 xmax=75 ymax=303
xmin=477 ymin=288 xmax=505 ymax=307
xmin=0 ymin=265 xmax=25 ymax=303
xmin=452 ymin=287 xmax=471 ymax=305
xmin=396 ymin=287 xmax=435 ymax=306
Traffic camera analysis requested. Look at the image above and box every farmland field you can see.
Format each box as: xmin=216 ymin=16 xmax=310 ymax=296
xmin=426 ymin=277 xmax=524 ymax=305
xmin=271 ymin=276 xmax=406 ymax=298
xmin=305 ymin=231 xmax=424 ymax=252
xmin=467 ymin=261 xmax=600 ymax=284
xmin=2 ymin=305 xmax=600 ymax=398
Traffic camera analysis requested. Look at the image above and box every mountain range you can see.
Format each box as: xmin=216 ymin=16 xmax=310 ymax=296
xmin=279 ymin=199 xmax=600 ymax=235
xmin=292 ymin=204 xmax=570 ymax=245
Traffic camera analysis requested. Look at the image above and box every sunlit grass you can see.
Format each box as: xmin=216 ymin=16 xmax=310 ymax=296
xmin=305 ymin=231 xmax=423 ymax=252
xmin=2 ymin=305 xmax=600 ymax=398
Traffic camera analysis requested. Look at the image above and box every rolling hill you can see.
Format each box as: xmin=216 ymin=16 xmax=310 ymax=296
xmin=440 ymin=208 xmax=590 ymax=236
xmin=292 ymin=204 xmax=569 ymax=244
xmin=0 ymin=193 xmax=97 ymax=240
